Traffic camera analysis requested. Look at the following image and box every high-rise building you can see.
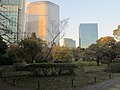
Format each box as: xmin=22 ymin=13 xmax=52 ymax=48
xmin=63 ymin=38 xmax=76 ymax=48
xmin=0 ymin=0 xmax=25 ymax=43
xmin=26 ymin=1 xmax=59 ymax=46
xmin=79 ymin=23 xmax=98 ymax=48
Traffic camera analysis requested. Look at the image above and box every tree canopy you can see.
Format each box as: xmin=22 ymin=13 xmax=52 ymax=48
xmin=19 ymin=33 xmax=46 ymax=63
xmin=52 ymin=46 xmax=72 ymax=62
xmin=113 ymin=25 xmax=120 ymax=41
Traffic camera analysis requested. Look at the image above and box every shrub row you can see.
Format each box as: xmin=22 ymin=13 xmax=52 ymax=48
xmin=15 ymin=63 xmax=77 ymax=76
xmin=74 ymin=61 xmax=97 ymax=66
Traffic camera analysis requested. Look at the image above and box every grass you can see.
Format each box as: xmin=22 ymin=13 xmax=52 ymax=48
xmin=74 ymin=65 xmax=110 ymax=87
xmin=83 ymin=65 xmax=107 ymax=72
xmin=0 ymin=65 xmax=120 ymax=90
xmin=1 ymin=76 xmax=74 ymax=90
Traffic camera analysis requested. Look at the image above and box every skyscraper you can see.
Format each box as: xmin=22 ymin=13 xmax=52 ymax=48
xmin=63 ymin=38 xmax=76 ymax=48
xmin=26 ymin=1 xmax=59 ymax=46
xmin=0 ymin=0 xmax=25 ymax=43
xmin=79 ymin=23 xmax=98 ymax=48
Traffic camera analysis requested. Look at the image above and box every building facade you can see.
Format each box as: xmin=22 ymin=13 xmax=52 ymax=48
xmin=0 ymin=0 xmax=25 ymax=43
xmin=63 ymin=38 xmax=76 ymax=48
xmin=26 ymin=1 xmax=60 ymax=46
xmin=79 ymin=23 xmax=98 ymax=48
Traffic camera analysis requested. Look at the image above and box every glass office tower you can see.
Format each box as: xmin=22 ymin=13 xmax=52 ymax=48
xmin=63 ymin=38 xmax=76 ymax=48
xmin=0 ymin=0 xmax=25 ymax=43
xmin=26 ymin=1 xmax=59 ymax=46
xmin=79 ymin=23 xmax=98 ymax=48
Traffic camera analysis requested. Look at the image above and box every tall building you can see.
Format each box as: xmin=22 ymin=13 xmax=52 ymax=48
xmin=0 ymin=0 xmax=25 ymax=43
xmin=26 ymin=1 xmax=59 ymax=46
xmin=79 ymin=23 xmax=98 ymax=48
xmin=63 ymin=38 xmax=76 ymax=48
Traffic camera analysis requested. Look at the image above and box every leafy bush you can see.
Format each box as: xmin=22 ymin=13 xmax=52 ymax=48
xmin=105 ymin=63 xmax=120 ymax=73
xmin=0 ymin=55 xmax=13 ymax=65
xmin=112 ymin=58 xmax=120 ymax=63
xmin=24 ymin=63 xmax=77 ymax=76
xmin=13 ymin=63 xmax=27 ymax=71
xmin=100 ymin=60 xmax=109 ymax=64
xmin=54 ymin=60 xmax=64 ymax=63
xmin=74 ymin=61 xmax=97 ymax=66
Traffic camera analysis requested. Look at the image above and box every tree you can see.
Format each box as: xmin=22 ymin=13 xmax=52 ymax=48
xmin=97 ymin=36 xmax=116 ymax=64
xmin=84 ymin=36 xmax=116 ymax=66
xmin=72 ymin=47 xmax=85 ymax=61
xmin=35 ymin=45 xmax=51 ymax=62
xmin=114 ymin=42 xmax=120 ymax=62
xmin=6 ymin=45 xmax=23 ymax=63
xmin=84 ymin=44 xmax=103 ymax=66
xmin=73 ymin=37 xmax=117 ymax=65
xmin=19 ymin=33 xmax=46 ymax=63
xmin=44 ymin=18 xmax=69 ymax=61
xmin=52 ymin=46 xmax=72 ymax=62
xmin=97 ymin=36 xmax=116 ymax=46
xmin=113 ymin=25 xmax=120 ymax=41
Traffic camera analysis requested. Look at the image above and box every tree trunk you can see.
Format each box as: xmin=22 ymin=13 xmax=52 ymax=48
xmin=44 ymin=43 xmax=54 ymax=61
xmin=31 ymin=57 xmax=34 ymax=63
xmin=96 ymin=59 xmax=100 ymax=66
xmin=44 ymin=47 xmax=52 ymax=61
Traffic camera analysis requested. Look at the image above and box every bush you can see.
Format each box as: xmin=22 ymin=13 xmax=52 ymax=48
xmin=100 ymin=60 xmax=109 ymax=64
xmin=105 ymin=63 xmax=120 ymax=73
xmin=0 ymin=55 xmax=13 ymax=65
xmin=112 ymin=58 xmax=120 ymax=63
xmin=24 ymin=63 xmax=77 ymax=76
xmin=13 ymin=63 xmax=27 ymax=71
xmin=74 ymin=61 xmax=97 ymax=66
xmin=54 ymin=60 xmax=64 ymax=63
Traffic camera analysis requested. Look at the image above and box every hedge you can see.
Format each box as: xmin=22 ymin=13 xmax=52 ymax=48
xmin=24 ymin=63 xmax=77 ymax=76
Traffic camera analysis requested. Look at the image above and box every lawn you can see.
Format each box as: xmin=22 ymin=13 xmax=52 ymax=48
xmin=83 ymin=65 xmax=107 ymax=72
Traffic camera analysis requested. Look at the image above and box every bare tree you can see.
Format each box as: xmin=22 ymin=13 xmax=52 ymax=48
xmin=44 ymin=18 xmax=69 ymax=61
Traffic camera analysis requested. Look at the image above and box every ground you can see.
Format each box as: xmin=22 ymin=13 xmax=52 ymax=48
xmin=0 ymin=65 xmax=120 ymax=90
xmin=0 ymin=79 xmax=30 ymax=90
xmin=73 ymin=77 xmax=120 ymax=90
xmin=0 ymin=77 xmax=120 ymax=90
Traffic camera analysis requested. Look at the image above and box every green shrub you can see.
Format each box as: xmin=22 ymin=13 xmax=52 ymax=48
xmin=112 ymin=58 xmax=120 ymax=63
xmin=24 ymin=63 xmax=77 ymax=76
xmin=74 ymin=61 xmax=97 ymax=66
xmin=13 ymin=63 xmax=27 ymax=71
xmin=54 ymin=60 xmax=64 ymax=63
xmin=105 ymin=63 xmax=120 ymax=73
xmin=0 ymin=54 xmax=14 ymax=65
xmin=100 ymin=60 xmax=109 ymax=64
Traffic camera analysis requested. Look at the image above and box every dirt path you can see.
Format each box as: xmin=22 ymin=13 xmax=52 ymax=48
xmin=73 ymin=77 xmax=120 ymax=90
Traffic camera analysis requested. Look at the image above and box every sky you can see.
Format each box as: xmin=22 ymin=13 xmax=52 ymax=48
xmin=26 ymin=0 xmax=120 ymax=47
